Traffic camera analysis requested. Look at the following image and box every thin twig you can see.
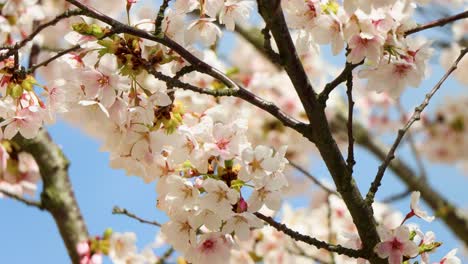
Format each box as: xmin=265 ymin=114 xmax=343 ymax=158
xmin=396 ymin=101 xmax=427 ymax=180
xmin=0 ymin=9 xmax=85 ymax=61
xmin=28 ymin=45 xmax=81 ymax=73
xmin=288 ymin=161 xmax=339 ymax=196
xmin=0 ymin=189 xmax=44 ymax=210
xmin=156 ymin=247 xmax=174 ymax=264
xmin=346 ymin=72 xmax=355 ymax=172
xmin=112 ymin=206 xmax=162 ymax=227
xmin=365 ymin=47 xmax=468 ymax=205
xmin=254 ymin=212 xmax=367 ymax=259
xmin=405 ymin=10 xmax=468 ymax=36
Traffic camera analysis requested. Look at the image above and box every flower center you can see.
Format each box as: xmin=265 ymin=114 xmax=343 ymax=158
xmin=390 ymin=238 xmax=404 ymax=251
xmin=201 ymin=239 xmax=215 ymax=252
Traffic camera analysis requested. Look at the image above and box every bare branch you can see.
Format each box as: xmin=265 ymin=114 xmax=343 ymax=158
xmin=0 ymin=9 xmax=85 ymax=61
xmin=319 ymin=62 xmax=361 ymax=104
xmin=352 ymin=119 xmax=468 ymax=246
xmin=346 ymin=72 xmax=355 ymax=172
xmin=141 ymin=61 xmax=308 ymax=135
xmin=112 ymin=206 xmax=162 ymax=227
xmin=396 ymin=101 xmax=427 ymax=180
xmin=256 ymin=2 xmax=384 ymax=259
xmin=365 ymin=47 xmax=468 ymax=205
xmin=28 ymin=45 xmax=81 ymax=73
xmin=0 ymin=189 xmax=44 ymax=210
xmin=260 ymin=26 xmax=282 ymax=65
xmin=154 ymin=0 xmax=171 ymax=36
xmin=254 ymin=212 xmax=367 ymax=259
xmin=405 ymin=10 xmax=468 ymax=36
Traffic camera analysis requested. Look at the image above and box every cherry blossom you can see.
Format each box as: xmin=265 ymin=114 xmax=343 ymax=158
xmin=374 ymin=225 xmax=419 ymax=264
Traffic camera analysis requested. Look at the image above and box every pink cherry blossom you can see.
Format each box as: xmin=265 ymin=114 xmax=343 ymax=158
xmin=374 ymin=225 xmax=419 ymax=264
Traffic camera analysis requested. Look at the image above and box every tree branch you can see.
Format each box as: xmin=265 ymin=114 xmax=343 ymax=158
xmin=13 ymin=130 xmax=89 ymax=264
xmin=254 ymin=212 xmax=367 ymax=259
xmin=352 ymin=120 xmax=468 ymax=246
xmin=28 ymin=45 xmax=81 ymax=73
xmin=319 ymin=62 xmax=361 ymax=104
xmin=396 ymin=101 xmax=427 ymax=180
xmin=256 ymin=2 xmax=384 ymax=261
xmin=0 ymin=9 xmax=85 ymax=61
xmin=405 ymin=10 xmax=468 ymax=36
xmin=141 ymin=61 xmax=308 ymax=135
xmin=154 ymin=0 xmax=171 ymax=36
xmin=112 ymin=206 xmax=162 ymax=227
xmin=365 ymin=47 xmax=468 ymax=205
xmin=0 ymin=189 xmax=44 ymax=210
xmin=346 ymin=72 xmax=355 ymax=171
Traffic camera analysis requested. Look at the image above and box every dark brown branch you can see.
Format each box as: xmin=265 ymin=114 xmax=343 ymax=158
xmin=65 ymin=0 xmax=237 ymax=90
xmin=256 ymin=2 xmax=384 ymax=261
xmin=405 ymin=10 xmax=468 ymax=36
xmin=28 ymin=45 xmax=81 ymax=73
xmin=254 ymin=212 xmax=367 ymax=259
xmin=319 ymin=62 xmax=361 ymax=104
xmin=154 ymin=0 xmax=171 ymax=36
xmin=112 ymin=206 xmax=162 ymax=227
xmin=365 ymin=47 xmax=468 ymax=205
xmin=288 ymin=161 xmax=339 ymax=196
xmin=0 ymin=189 xmax=45 ymax=210
xmin=346 ymin=72 xmax=355 ymax=172
xmin=0 ymin=9 xmax=85 ymax=61
xmin=13 ymin=130 xmax=89 ymax=264
xmin=260 ymin=26 xmax=282 ymax=65
xmin=142 ymin=61 xmax=309 ymax=135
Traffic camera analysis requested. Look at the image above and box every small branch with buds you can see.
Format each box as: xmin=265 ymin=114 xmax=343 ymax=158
xmin=365 ymin=47 xmax=468 ymax=205
xmin=112 ymin=206 xmax=162 ymax=227
xmin=405 ymin=10 xmax=468 ymax=36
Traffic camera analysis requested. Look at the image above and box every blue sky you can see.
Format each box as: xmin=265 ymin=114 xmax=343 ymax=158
xmin=1 ymin=2 xmax=468 ymax=263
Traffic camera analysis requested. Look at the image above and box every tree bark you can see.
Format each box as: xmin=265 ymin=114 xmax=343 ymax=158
xmin=14 ymin=130 xmax=88 ymax=263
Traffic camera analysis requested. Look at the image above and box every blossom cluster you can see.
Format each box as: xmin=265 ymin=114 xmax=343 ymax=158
xmin=213 ymin=191 xmax=460 ymax=264
xmin=282 ymin=0 xmax=435 ymax=98
xmin=77 ymin=229 xmax=159 ymax=264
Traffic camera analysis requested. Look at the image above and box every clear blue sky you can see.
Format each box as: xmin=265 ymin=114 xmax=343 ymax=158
xmin=1 ymin=2 xmax=467 ymax=263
